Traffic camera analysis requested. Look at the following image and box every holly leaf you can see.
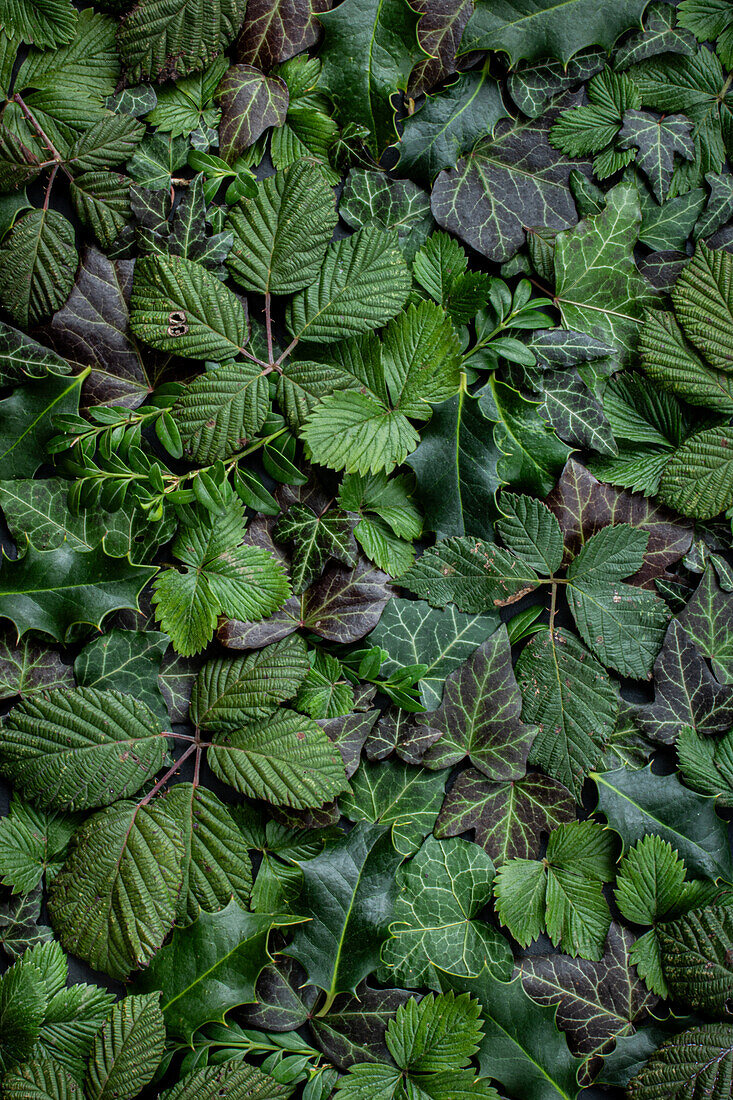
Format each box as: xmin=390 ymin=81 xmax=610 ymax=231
xmin=0 ymin=371 xmax=86 ymax=479
xmin=435 ymin=768 xmax=575 ymax=865
xmin=553 ymin=182 xmax=658 ymax=364
xmin=217 ymin=64 xmax=289 ymax=161
xmin=118 ymin=0 xmax=248 ymax=83
xmin=317 ymin=0 xmax=423 ymax=156
xmin=48 ymin=800 xmax=183 ymax=979
xmin=462 ymin=0 xmax=649 ymax=65
xmin=413 ymin=625 xmax=537 ymax=779
xmin=340 ymin=758 xmax=445 ymax=856
xmin=85 ymin=993 xmax=165 ymax=1100
xmin=381 ymin=834 xmax=512 ymax=988
xmin=285 ymin=823 xmax=402 ymax=999
xmin=0 ymin=321 xmax=70 ymax=387
xmin=0 ymin=544 xmax=156 ymax=645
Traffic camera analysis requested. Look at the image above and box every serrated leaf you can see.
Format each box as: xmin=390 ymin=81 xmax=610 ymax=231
xmin=0 ymin=687 xmax=167 ymax=811
xmin=0 ymin=957 xmax=47 ymax=1074
xmin=285 ymin=823 xmax=402 ymax=998
xmin=1 ymin=0 xmax=78 ymax=49
xmin=627 ymin=1022 xmax=733 ymax=1100
xmin=226 ymin=162 xmax=337 ymax=294
xmin=160 ymin=1061 xmax=294 ymax=1099
xmin=217 ymin=63 xmax=288 ymax=161
xmin=85 ymin=994 xmax=165 ymax=1100
xmin=497 ymin=492 xmax=564 ymax=573
xmin=309 ymin=981 xmax=411 ymax=1070
xmin=0 ymin=544 xmax=156 ymax=645
xmin=3 ymin=1054 xmax=84 ymax=1100
xmin=69 ymin=171 xmax=132 ymax=250
xmin=0 ymin=209 xmax=77 ymax=327
xmin=659 ymin=424 xmax=733 ymax=519
xmin=399 ymin=536 xmax=540 ymax=613
xmin=171 ymin=362 xmax=270 ymax=463
xmin=48 ymin=800 xmax=183 ymax=979
xmin=381 ymin=834 xmax=512 ymax=989
xmin=117 ymin=0 xmax=248 ymax=82
xmin=192 ymin=636 xmax=308 ymax=727
xmin=659 ymin=903 xmax=733 ymax=1013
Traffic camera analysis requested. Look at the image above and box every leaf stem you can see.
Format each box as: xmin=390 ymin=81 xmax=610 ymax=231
xmin=12 ymin=93 xmax=73 ymax=180
xmin=264 ymin=291 xmax=274 ymax=365
xmin=139 ymin=742 xmax=197 ymax=805
xmin=42 ymin=164 xmax=58 ymax=211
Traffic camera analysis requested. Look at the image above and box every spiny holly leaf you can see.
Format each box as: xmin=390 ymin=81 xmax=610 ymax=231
xmin=659 ymin=903 xmax=733 ymax=1013
xmin=339 ymin=757 xmax=445 ymax=856
xmin=85 ymin=994 xmax=165 ymax=1100
xmin=162 ymin=784 xmax=252 ymax=925
xmin=431 ymin=106 xmax=585 ymax=263
xmin=553 ymin=182 xmax=658 ymax=364
xmin=413 ymin=625 xmax=537 ymax=779
xmin=634 ymin=618 xmax=733 ymax=745
xmin=0 ymin=371 xmax=86 ymax=479
xmin=462 ymin=0 xmax=649 ymax=65
xmin=0 ymin=687 xmax=168 ymax=811
xmin=234 ymin=0 xmax=331 ymax=70
xmin=517 ymin=627 xmax=617 ymax=800
xmin=0 ymin=544 xmax=156 ymax=645
xmin=381 ymin=834 xmax=512 ymax=989
xmin=216 ymin=64 xmax=289 ymax=161
xmin=48 ymin=800 xmax=183 ymax=980
xmin=226 ymin=161 xmax=337 ymax=294
xmin=208 ymin=710 xmax=349 ymax=809
xmin=317 ymin=0 xmax=423 ymax=156
xmin=435 ymin=768 xmax=575 ymax=865
xmin=627 ymin=1022 xmax=733 ymax=1100
xmin=191 ymin=635 xmax=309 ymax=727
xmin=285 ymin=823 xmax=402 ymax=999
xmin=494 ymin=820 xmax=616 ymax=959
xmin=274 ymin=504 xmax=356 ymax=594
xmin=118 ymin=0 xmax=248 ymax=83
xmin=135 ymin=902 xmax=299 ymax=1040
xmin=518 ymin=923 xmax=658 ymax=1064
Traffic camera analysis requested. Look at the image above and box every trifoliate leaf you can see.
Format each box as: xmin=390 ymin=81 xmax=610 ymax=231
xmin=216 ymin=64 xmax=288 ymax=161
xmin=386 ymin=991 xmax=483 ymax=1073
xmin=615 ymin=836 xmax=689 ymax=928
xmin=0 ymin=687 xmax=167 ymax=811
xmin=226 ymin=162 xmax=337 ymax=295
xmin=381 ymin=834 xmax=512 ymax=988
xmin=48 ymin=800 xmax=183 ymax=979
xmin=117 ymin=0 xmax=248 ymax=83
xmin=84 ymin=994 xmax=165 ymax=1100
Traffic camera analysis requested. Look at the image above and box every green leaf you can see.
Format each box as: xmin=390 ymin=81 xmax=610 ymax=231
xmin=591 ymin=765 xmax=733 ymax=881
xmin=339 ymin=170 xmax=433 ymax=263
xmin=0 ymin=687 xmax=167 ymax=811
xmin=3 ymin=1055 xmax=84 ymax=1100
xmin=35 ymin=978 xmax=116 ymax=1080
xmin=677 ymin=566 xmax=733 ymax=685
xmin=0 ymin=629 xmax=73 ymax=700
xmin=553 ymin=182 xmax=658 ymax=364
xmin=398 ymin=536 xmax=540 ymax=613
xmin=340 ymin=758 xmax=445 ymax=856
xmin=619 ymin=111 xmax=695 ymax=202
xmin=412 ymin=625 xmax=537 ymax=778
xmin=216 ymin=64 xmax=289 ymax=162
xmin=192 ymin=636 xmax=309 ymax=727
xmin=301 ymin=389 xmax=419 ymax=476
xmin=0 ymin=209 xmax=77 ymax=327
xmin=136 ymin=901 xmax=299 ymax=1040
xmin=540 ymin=370 xmax=617 ymax=456
xmin=274 ymin=504 xmax=356 ymax=594
xmin=441 ymin=967 xmax=583 ymax=1100
xmin=162 ymin=784 xmax=252 ymax=924
xmin=435 ymin=768 xmax=575 ymax=865
xmin=317 ymin=0 xmax=422 ymax=156
xmin=286 ymin=227 xmax=410 ymax=344
xmin=0 ymin=372 xmax=86 ymax=479
xmin=381 ymin=834 xmax=512 ymax=988
xmin=615 ymin=835 xmax=690 ymax=927
xmin=0 ymin=957 xmax=47 ymax=1074
xmin=639 ymin=308 xmax=733 ymax=413
xmin=494 ymin=820 xmax=615 ymax=959
xmin=48 ymin=800 xmax=183 ymax=979
xmin=0 ymin=543 xmax=156 ymax=645
xmin=1 ymin=0 xmax=77 ymax=48
xmin=226 ymin=162 xmax=337 ymax=295
xmin=368 ymin=597 xmax=500 ymax=710
xmin=678 ymin=724 xmax=733 ymax=805
xmin=627 ymin=1022 xmax=733 ymax=1100
xmin=171 ymin=362 xmax=270 ymax=463
xmin=285 ymin=823 xmax=402 ymax=1000
xmin=659 ymin=424 xmax=733 ymax=519
xmin=131 ymin=253 xmax=248 ymax=361
xmin=160 ymin=1061 xmax=294 ymax=1099
xmin=69 ymin=171 xmax=132 ymax=250
xmin=235 ymin=0 xmax=329 ymax=70
xmin=73 ymin=629 xmax=169 ymax=720
xmin=117 ymin=0 xmax=248 ymax=82
xmin=85 ymin=994 xmax=165 ymax=1100
xmin=659 ymin=902 xmax=733 ymax=1013
xmin=0 ymin=322 xmax=70 ymax=387
xmin=431 ymin=108 xmax=584 ymax=264
xmin=497 ymin=493 xmax=564 ymax=574
xmin=145 ymin=57 xmax=226 ymax=137
xmin=463 ymin=0 xmax=649 ymax=64
xmin=208 ymin=710 xmax=348 ymax=808
xmin=386 ymin=990 xmax=483 ymax=1072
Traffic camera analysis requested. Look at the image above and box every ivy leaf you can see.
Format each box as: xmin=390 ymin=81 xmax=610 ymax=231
xmin=339 ymin=170 xmax=433 ymax=263
xmin=553 ymin=182 xmax=658 ymax=364
xmin=399 ymin=537 xmax=540 ymax=613
xmin=73 ymin=629 xmax=169 ymax=720
xmin=285 ymin=823 xmax=402 ymax=1000
xmin=48 ymin=800 xmax=183 ymax=980
xmin=0 ymin=628 xmax=74 ymax=700
xmin=381 ymin=834 xmax=512 ymax=989
xmin=615 ymin=2 xmax=697 ymax=69
xmin=627 ymin=1022 xmax=733 ymax=1100
xmin=226 ymin=162 xmax=337 ymax=295
xmin=191 ymin=636 xmax=309 ymax=727
xmin=274 ymin=504 xmax=356 ymax=594
xmin=208 ymin=710 xmax=349 ymax=809
xmin=286 ymin=227 xmax=410 ymax=344
xmin=240 ymin=955 xmax=317 ymax=1031
xmin=540 ymin=370 xmax=617 ymax=456
xmin=431 ymin=107 xmax=585 ymax=263
xmin=234 ymin=0 xmax=331 ymax=70
xmin=0 ymin=544 xmax=156 ymax=645
xmin=0 ymin=209 xmax=77 ymax=327
xmin=131 ymin=253 xmax=248 ymax=361
xmin=310 ymin=981 xmax=413 ymax=1069
xmin=441 ymin=967 xmax=583 ymax=1100
xmin=677 ymin=566 xmax=733 ymax=685
xmin=413 ymin=625 xmax=537 ymax=779
xmin=435 ymin=768 xmax=575 ymax=865
xmin=619 ymin=110 xmax=694 ymax=202
xmin=462 ymin=0 xmax=649 ymax=65
xmin=0 ymin=371 xmax=86 ymax=479
xmin=117 ymin=0 xmax=248 ymax=83
xmin=0 ymin=888 xmax=53 ymax=960
xmin=519 ymin=923 xmax=658 ymax=1069
xmin=0 ymin=687 xmax=168 ymax=812
xmin=591 ymin=765 xmax=733 ymax=881
xmin=340 ymin=758 xmax=445 ymax=856
xmin=85 ymin=993 xmax=165 ymax=1100
xmin=369 ymin=597 xmax=499 ymax=710
xmin=317 ymin=0 xmax=422 ymax=156
xmin=216 ymin=64 xmax=289 ymax=161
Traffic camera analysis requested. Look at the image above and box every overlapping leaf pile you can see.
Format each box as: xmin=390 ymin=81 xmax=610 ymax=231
xmin=1 ymin=0 xmax=733 ymax=1097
